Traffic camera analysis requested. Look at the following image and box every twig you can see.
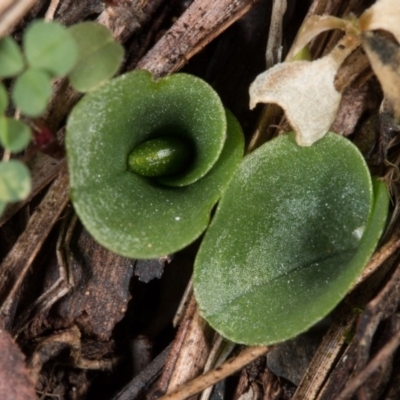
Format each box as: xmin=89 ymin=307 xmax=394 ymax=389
xmin=199 ymin=336 xmax=235 ymax=400
xmin=166 ymin=296 xmax=214 ymax=393
xmin=137 ymin=0 xmax=255 ymax=77
xmin=44 ymin=0 xmax=61 ymax=21
xmin=0 ymin=165 xmax=69 ymax=327
xmin=266 ymin=0 xmax=287 ymax=68
xmin=336 ymin=328 xmax=400 ymax=400
xmin=112 ymin=344 xmax=171 ymax=400
xmin=353 ymin=229 xmax=400 ymax=288
xmin=0 ymin=0 xmax=40 ymax=36
xmin=158 ymin=346 xmax=269 ymax=400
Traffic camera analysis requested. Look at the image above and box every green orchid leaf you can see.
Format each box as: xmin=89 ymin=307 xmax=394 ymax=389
xmin=66 ymin=71 xmax=244 ymax=258
xmin=0 ymin=160 xmax=31 ymax=202
xmin=0 ymin=116 xmax=31 ymax=153
xmin=12 ymin=68 xmax=52 ymax=117
xmin=67 ymin=22 xmax=124 ymax=92
xmin=23 ymin=20 xmax=78 ymax=77
xmin=0 ymin=36 xmax=24 ymax=78
xmin=194 ymin=132 xmax=388 ymax=346
xmin=0 ymin=83 xmax=8 ymax=114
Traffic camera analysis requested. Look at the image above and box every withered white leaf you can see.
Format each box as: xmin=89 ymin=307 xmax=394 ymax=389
xmin=362 ymin=31 xmax=400 ymax=120
xmin=249 ymin=55 xmax=341 ymax=146
xmin=359 ymin=0 xmax=400 ymax=44
xmin=249 ymin=35 xmax=359 ymax=146
xmin=288 ymin=15 xmax=349 ymax=61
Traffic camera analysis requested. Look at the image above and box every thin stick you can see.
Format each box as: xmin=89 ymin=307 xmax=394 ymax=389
xmin=353 ymin=230 xmax=400 ymax=288
xmin=336 ymin=328 xmax=400 ymax=400
xmin=266 ymin=0 xmax=287 ymax=68
xmin=44 ymin=0 xmax=61 ymax=21
xmin=0 ymin=0 xmax=40 ymax=36
xmin=112 ymin=344 xmax=171 ymax=400
xmin=158 ymin=345 xmax=269 ymax=400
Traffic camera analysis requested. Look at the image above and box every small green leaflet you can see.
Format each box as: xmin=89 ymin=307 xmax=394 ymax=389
xmin=0 ymin=160 xmax=31 ymax=203
xmin=0 ymin=36 xmax=24 ymax=78
xmin=24 ymin=20 xmax=78 ymax=77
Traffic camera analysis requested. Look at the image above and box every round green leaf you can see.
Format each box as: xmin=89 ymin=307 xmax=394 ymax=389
xmin=67 ymin=22 xmax=124 ymax=92
xmin=0 ymin=36 xmax=24 ymax=78
xmin=194 ymin=133 xmax=388 ymax=345
xmin=0 ymin=160 xmax=31 ymax=202
xmin=23 ymin=20 xmax=78 ymax=77
xmin=12 ymin=68 xmax=52 ymax=117
xmin=66 ymin=70 xmax=244 ymax=258
xmin=0 ymin=116 xmax=31 ymax=152
xmin=0 ymin=82 xmax=8 ymax=114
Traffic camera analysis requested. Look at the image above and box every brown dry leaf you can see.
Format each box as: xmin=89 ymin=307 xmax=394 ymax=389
xmin=0 ymin=329 xmax=36 ymax=400
xmin=359 ymin=0 xmax=400 ymax=44
xmin=362 ymin=31 xmax=400 ymax=120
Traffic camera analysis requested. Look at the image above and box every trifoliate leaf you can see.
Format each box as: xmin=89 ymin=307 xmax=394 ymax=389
xmin=23 ymin=20 xmax=78 ymax=77
xmin=0 ymin=117 xmax=31 ymax=153
xmin=0 ymin=160 xmax=31 ymax=202
xmin=12 ymin=68 xmax=52 ymax=117
xmin=0 ymin=36 xmax=24 ymax=78
xmin=0 ymin=82 xmax=8 ymax=114
xmin=68 ymin=22 xmax=124 ymax=92
xmin=359 ymin=0 xmax=400 ymax=44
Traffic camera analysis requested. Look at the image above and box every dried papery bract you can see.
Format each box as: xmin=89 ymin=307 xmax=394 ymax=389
xmin=362 ymin=32 xmax=400 ymax=121
xmin=359 ymin=0 xmax=400 ymax=44
xmin=249 ymin=35 xmax=359 ymax=146
xmin=287 ymin=15 xmax=353 ymax=61
xmin=359 ymin=0 xmax=400 ymax=121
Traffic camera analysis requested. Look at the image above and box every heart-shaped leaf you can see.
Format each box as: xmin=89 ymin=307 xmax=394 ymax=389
xmin=0 ymin=160 xmax=31 ymax=203
xmin=23 ymin=20 xmax=78 ymax=77
xmin=194 ymin=132 xmax=388 ymax=345
xmin=67 ymin=22 xmax=124 ymax=92
xmin=0 ymin=36 xmax=24 ymax=78
xmin=66 ymin=71 xmax=244 ymax=258
xmin=0 ymin=117 xmax=31 ymax=153
xmin=12 ymin=68 xmax=52 ymax=117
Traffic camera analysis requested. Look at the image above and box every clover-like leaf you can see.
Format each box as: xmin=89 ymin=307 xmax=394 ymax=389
xmin=0 ymin=160 xmax=31 ymax=202
xmin=194 ymin=132 xmax=388 ymax=345
xmin=12 ymin=68 xmax=52 ymax=117
xmin=66 ymin=70 xmax=244 ymax=258
xmin=0 ymin=116 xmax=31 ymax=153
xmin=67 ymin=22 xmax=124 ymax=92
xmin=0 ymin=36 xmax=24 ymax=78
xmin=23 ymin=20 xmax=78 ymax=77
xmin=0 ymin=82 xmax=8 ymax=114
